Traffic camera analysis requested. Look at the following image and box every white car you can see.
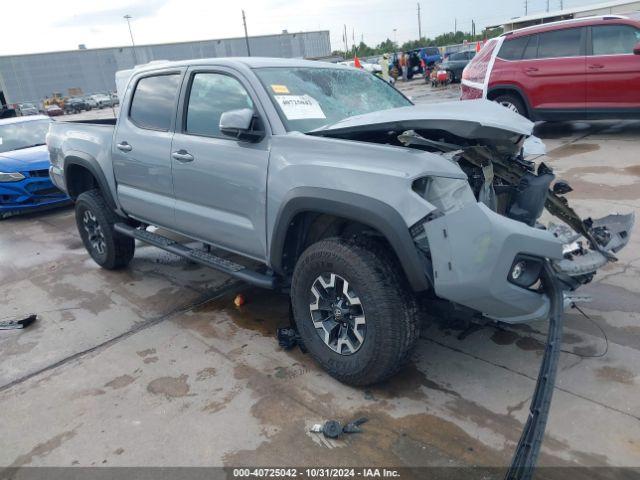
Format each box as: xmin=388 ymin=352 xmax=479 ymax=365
xmin=91 ymin=94 xmax=113 ymax=109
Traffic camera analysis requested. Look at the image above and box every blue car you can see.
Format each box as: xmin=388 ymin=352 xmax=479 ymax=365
xmin=0 ymin=115 xmax=70 ymax=218
xmin=419 ymin=46 xmax=442 ymax=68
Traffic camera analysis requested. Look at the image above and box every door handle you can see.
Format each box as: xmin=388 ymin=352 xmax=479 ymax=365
xmin=171 ymin=150 xmax=194 ymax=162
xmin=116 ymin=141 xmax=132 ymax=152
xmin=589 ymin=64 xmax=605 ymax=69
xmin=525 ymin=67 xmax=539 ymax=73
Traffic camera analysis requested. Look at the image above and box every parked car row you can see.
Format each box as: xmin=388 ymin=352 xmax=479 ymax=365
xmin=461 ymin=15 xmax=640 ymax=120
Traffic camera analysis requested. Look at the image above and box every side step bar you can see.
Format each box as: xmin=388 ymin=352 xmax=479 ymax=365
xmin=114 ymin=223 xmax=277 ymax=289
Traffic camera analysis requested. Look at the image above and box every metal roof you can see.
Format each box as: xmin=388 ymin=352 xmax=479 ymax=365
xmin=486 ymin=0 xmax=640 ymax=28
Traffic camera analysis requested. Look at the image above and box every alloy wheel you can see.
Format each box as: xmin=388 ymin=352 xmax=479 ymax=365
xmin=309 ymin=273 xmax=366 ymax=355
xmin=82 ymin=210 xmax=106 ymax=255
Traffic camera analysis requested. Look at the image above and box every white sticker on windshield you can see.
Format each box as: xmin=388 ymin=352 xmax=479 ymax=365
xmin=274 ymin=95 xmax=326 ymax=120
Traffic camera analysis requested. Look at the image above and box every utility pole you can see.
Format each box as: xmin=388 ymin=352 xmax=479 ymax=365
xmin=454 ymin=18 xmax=457 ymax=33
xmin=524 ymin=0 xmax=528 ymax=15
xmin=472 ymin=20 xmax=476 ymax=37
xmin=546 ymin=0 xmax=550 ymax=12
xmin=242 ymin=10 xmax=251 ymax=56
xmin=417 ymin=3 xmax=422 ymax=39
xmin=343 ymin=24 xmax=348 ymax=54
xmin=123 ymin=15 xmax=138 ymax=64
xmin=559 ymin=0 xmax=564 ymax=10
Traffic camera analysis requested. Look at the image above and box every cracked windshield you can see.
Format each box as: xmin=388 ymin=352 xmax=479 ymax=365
xmin=255 ymin=67 xmax=411 ymax=132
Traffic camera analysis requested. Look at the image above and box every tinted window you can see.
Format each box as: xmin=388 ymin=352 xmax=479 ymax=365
xmin=425 ymin=47 xmax=439 ymax=56
xmin=538 ymin=28 xmax=583 ymax=58
xmin=449 ymin=52 xmax=467 ymax=61
xmin=186 ymin=73 xmax=254 ymax=137
xmin=498 ymin=36 xmax=530 ymax=60
xmin=522 ymin=35 xmax=538 ymax=59
xmin=129 ymin=74 xmax=180 ymax=131
xmin=592 ymin=25 xmax=640 ymax=55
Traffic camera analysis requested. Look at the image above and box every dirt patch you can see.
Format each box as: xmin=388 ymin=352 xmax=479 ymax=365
xmin=490 ymin=329 xmax=519 ymax=346
xmin=137 ymin=348 xmax=156 ymax=358
xmin=595 ymin=366 xmax=635 ymax=385
xmin=563 ymin=332 xmax=583 ymax=345
xmin=624 ymin=165 xmax=640 ymax=176
xmin=113 ymin=448 xmax=124 ymax=455
xmin=72 ymin=388 xmax=106 ymax=399
xmin=189 ymin=288 xmax=290 ymax=338
xmin=10 ymin=427 xmax=79 ymax=467
xmin=515 ymin=336 xmax=545 ymax=352
xmin=549 ymin=143 xmax=600 ymax=159
xmin=147 ymin=374 xmax=191 ymax=398
xmin=202 ymin=387 xmax=241 ymax=414
xmin=104 ymin=374 xmax=135 ymax=390
xmin=196 ymin=367 xmax=217 ymax=381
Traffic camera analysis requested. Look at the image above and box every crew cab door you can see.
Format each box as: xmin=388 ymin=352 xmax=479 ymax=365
xmin=170 ymin=67 xmax=270 ymax=260
xmin=587 ymin=24 xmax=640 ymax=112
xmin=112 ymin=69 xmax=184 ymax=227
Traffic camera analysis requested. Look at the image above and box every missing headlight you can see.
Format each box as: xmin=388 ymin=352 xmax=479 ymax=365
xmin=413 ymin=176 xmax=476 ymax=215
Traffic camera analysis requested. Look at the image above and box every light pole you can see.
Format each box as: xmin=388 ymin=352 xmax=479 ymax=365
xmin=124 ymin=14 xmax=138 ymax=64
xmin=393 ymin=28 xmax=397 ymax=47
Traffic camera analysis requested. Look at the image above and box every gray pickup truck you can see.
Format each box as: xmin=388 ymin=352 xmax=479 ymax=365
xmin=47 ymin=57 xmax=633 ymax=386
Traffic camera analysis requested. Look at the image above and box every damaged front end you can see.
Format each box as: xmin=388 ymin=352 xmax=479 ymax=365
xmin=400 ymin=127 xmax=634 ymax=299
xmin=311 ymin=100 xmax=634 ymax=323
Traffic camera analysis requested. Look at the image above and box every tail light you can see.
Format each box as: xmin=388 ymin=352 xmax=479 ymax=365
xmin=462 ymin=38 xmax=498 ymax=85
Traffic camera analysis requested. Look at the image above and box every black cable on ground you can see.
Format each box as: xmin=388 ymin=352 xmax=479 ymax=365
xmin=505 ymin=261 xmax=565 ymax=480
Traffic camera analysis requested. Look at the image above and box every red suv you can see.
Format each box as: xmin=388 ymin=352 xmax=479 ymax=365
xmin=461 ymin=16 xmax=640 ymax=120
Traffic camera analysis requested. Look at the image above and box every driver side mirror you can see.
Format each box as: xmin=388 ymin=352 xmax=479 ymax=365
xmin=634 ymin=42 xmax=640 ymax=55
xmin=219 ymin=108 xmax=264 ymax=143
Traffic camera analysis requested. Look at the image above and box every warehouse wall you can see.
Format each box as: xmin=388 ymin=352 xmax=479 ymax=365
xmin=0 ymin=31 xmax=331 ymax=105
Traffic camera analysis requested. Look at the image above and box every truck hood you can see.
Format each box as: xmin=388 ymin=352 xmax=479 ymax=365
xmin=310 ymin=99 xmax=534 ymax=140
xmin=0 ymin=145 xmax=50 ymax=172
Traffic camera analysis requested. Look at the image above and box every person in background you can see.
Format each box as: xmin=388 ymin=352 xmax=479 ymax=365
xmin=379 ymin=53 xmax=390 ymax=82
xmin=400 ymin=52 xmax=409 ymax=81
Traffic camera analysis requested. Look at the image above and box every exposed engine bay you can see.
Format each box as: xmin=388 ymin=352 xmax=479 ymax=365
xmin=310 ymin=101 xmax=634 ymax=292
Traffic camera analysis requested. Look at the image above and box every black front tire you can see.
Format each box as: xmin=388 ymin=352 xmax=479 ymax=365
xmin=290 ymin=238 xmax=420 ymax=386
xmin=75 ymin=189 xmax=134 ymax=269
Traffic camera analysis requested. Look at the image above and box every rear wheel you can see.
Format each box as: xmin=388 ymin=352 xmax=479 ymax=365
xmin=493 ymin=93 xmax=528 ymax=118
xmin=75 ymin=189 xmax=134 ymax=269
xmin=290 ymin=238 xmax=420 ymax=386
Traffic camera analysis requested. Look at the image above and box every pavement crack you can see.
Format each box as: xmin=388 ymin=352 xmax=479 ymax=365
xmin=0 ymin=280 xmax=241 ymax=394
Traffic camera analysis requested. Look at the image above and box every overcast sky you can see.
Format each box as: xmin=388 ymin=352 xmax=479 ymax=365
xmin=1 ymin=0 xmax=620 ymax=56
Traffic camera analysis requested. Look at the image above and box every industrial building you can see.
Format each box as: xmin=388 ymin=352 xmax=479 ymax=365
xmin=487 ymin=0 xmax=640 ymax=32
xmin=0 ymin=30 xmax=331 ymax=106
